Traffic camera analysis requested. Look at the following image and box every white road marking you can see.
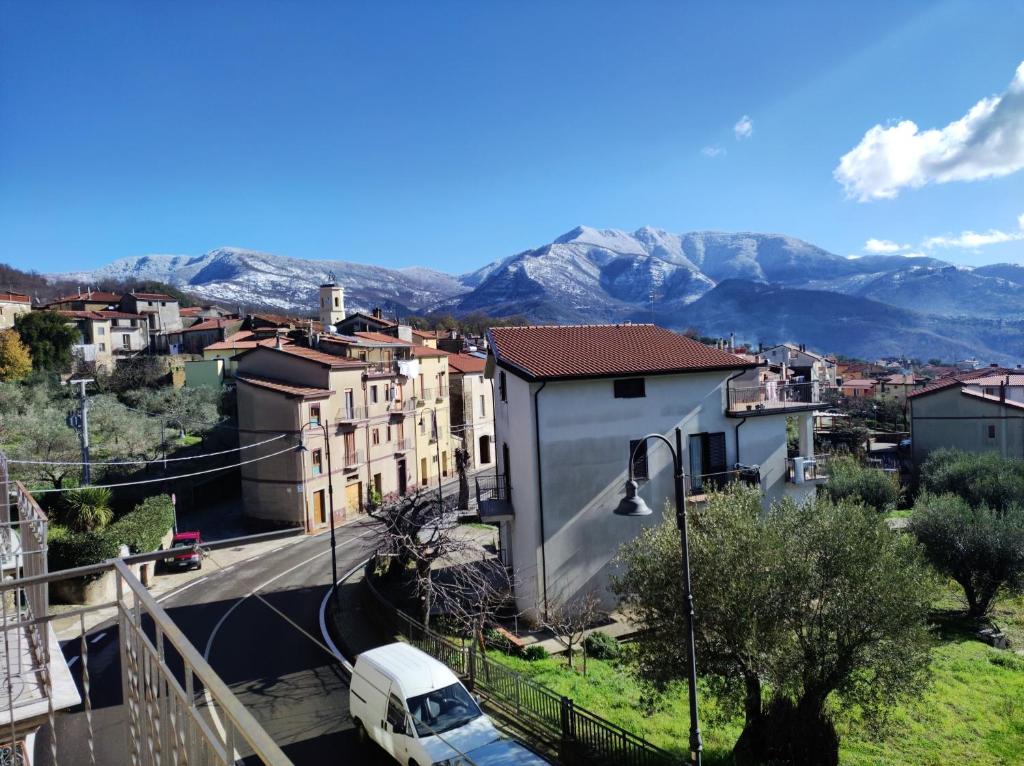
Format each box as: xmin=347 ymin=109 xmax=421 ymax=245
xmin=317 ymin=558 xmax=371 ymax=671
xmin=66 ymin=656 xmax=79 ymax=667
xmin=156 ymin=575 xmax=208 ymax=603
xmin=89 ymin=632 xmax=106 ymax=644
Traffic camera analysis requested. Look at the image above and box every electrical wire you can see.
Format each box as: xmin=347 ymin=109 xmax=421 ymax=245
xmin=9 ymin=442 xmax=300 ymax=494
xmin=6 ymin=432 xmax=291 ymax=467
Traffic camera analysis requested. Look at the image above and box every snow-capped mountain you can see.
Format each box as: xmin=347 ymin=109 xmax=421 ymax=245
xmin=55 ymin=247 xmax=470 ymax=315
xmin=51 ymin=227 xmax=1024 ymax=361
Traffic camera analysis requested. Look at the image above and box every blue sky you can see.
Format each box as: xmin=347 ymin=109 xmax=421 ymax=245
xmin=2 ymin=1 xmax=1023 ymax=274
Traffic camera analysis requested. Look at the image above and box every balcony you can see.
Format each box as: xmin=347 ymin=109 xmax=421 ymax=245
xmin=475 ymin=474 xmax=514 ymax=522
xmin=418 ymin=386 xmax=449 ymax=404
xmin=786 ymin=455 xmax=828 ymax=484
xmin=389 ymin=399 xmax=417 ymax=414
xmin=687 ymin=465 xmax=761 ymax=499
xmin=727 ymin=381 xmax=821 ymax=416
xmin=392 ymin=438 xmax=413 ymax=452
xmin=364 ymin=361 xmax=399 ymax=379
xmin=342 ymin=449 xmax=364 ymax=469
xmin=335 ymin=405 xmax=370 ymax=423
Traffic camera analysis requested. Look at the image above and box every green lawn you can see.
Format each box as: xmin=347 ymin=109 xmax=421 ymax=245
xmin=488 ymin=588 xmax=1024 ymax=765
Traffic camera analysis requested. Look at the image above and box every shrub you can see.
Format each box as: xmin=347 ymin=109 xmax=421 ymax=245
xmin=522 ymin=644 xmax=548 ymax=661
xmin=822 ymin=455 xmax=901 ymax=512
xmin=919 ymin=448 xmax=1024 ymax=513
xmin=483 ymin=627 xmax=513 ymax=653
xmin=583 ymin=630 xmax=621 ymax=660
xmin=46 ymin=493 xmax=176 ymax=571
xmin=110 ymin=495 xmax=176 ymax=554
xmin=60 ymin=487 xmax=114 ymax=532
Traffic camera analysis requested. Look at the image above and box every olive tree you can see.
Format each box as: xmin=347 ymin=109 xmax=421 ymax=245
xmin=911 ymin=491 xmax=1024 ymax=618
xmin=614 ymin=485 xmax=934 ymax=765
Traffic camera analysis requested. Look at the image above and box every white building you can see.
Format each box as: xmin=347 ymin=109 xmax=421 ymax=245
xmin=485 ymin=324 xmax=820 ymax=618
xmin=758 ymin=343 xmax=837 ymax=387
xmin=0 ymin=291 xmax=31 ymax=330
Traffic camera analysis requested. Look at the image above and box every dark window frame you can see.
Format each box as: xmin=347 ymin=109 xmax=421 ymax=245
xmin=499 ymin=371 xmax=507 ymax=402
xmin=629 ymin=439 xmax=649 ymax=480
xmin=614 ymin=378 xmax=646 ymax=399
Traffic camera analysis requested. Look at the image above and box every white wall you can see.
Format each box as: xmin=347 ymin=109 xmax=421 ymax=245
xmin=494 ymin=367 xmax=793 ymax=618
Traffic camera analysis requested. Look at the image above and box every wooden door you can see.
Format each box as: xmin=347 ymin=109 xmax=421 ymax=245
xmin=346 ymin=482 xmax=362 ymax=515
xmin=313 ymin=489 xmax=326 ymax=525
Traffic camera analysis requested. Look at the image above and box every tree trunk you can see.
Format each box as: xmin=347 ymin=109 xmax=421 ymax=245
xmin=743 ymin=673 xmax=762 ymax=726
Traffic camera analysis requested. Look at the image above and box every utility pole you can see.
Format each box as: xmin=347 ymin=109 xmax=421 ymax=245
xmin=64 ymin=377 xmax=94 ymax=485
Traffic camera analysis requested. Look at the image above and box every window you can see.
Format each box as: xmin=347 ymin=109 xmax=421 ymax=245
xmin=122 ymin=334 xmax=131 ymax=349
xmin=614 ymin=378 xmax=646 ymax=398
xmin=386 ymin=693 xmax=408 ymax=733
xmin=386 ymin=424 xmax=393 ymax=442
xmin=985 ymin=387 xmax=997 ymax=396
xmin=97 ymin=326 xmax=105 ymax=335
xmin=372 ymin=428 xmax=380 ymax=446
xmin=371 ymin=385 xmax=379 ymax=404
xmin=629 ymin=440 xmax=649 ymax=480
xmin=479 ymin=394 xmax=486 ymax=418
xmin=499 ymin=371 xmax=507 ymax=402
xmin=385 ymin=384 xmax=393 ymax=402
xmin=309 ymin=405 xmax=321 ymax=426
xmin=988 ymin=424 xmax=997 ymax=439
xmin=406 ymin=683 xmax=481 ymax=738
xmin=688 ymin=432 xmax=728 ymax=493
xmin=98 ymin=342 xmax=106 ymax=352
xmin=334 ymin=296 xmax=339 ymax=307
xmin=344 ymin=389 xmax=355 ymax=419
xmin=311 ymin=449 xmax=323 ymax=476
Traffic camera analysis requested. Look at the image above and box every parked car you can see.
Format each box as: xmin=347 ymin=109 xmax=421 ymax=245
xmin=167 ymin=531 xmax=203 ymax=571
xmin=350 ymin=642 xmax=550 ymax=765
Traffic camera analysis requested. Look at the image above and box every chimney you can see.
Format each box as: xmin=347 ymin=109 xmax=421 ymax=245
xmin=77 ymin=286 xmax=82 ymax=297
xmin=729 ymin=332 xmax=735 ymax=352
xmin=397 ymin=324 xmax=413 ymax=342
xmin=758 ymin=341 xmax=763 ymax=354
xmin=1000 ymin=381 xmax=1006 ymax=404
xmin=275 ymin=333 xmax=283 ymax=350
xmin=372 ymin=307 xmax=383 ymax=319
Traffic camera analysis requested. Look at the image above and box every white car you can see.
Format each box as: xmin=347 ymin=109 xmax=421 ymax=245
xmin=349 ymin=642 xmax=550 ymax=766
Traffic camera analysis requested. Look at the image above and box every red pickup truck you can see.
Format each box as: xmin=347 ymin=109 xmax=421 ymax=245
xmin=168 ymin=531 xmax=203 ymax=571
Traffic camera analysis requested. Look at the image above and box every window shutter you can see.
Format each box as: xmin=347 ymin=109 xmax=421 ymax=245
xmin=706 ymin=432 xmax=727 ymax=476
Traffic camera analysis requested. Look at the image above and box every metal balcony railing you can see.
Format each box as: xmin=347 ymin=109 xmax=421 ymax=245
xmin=335 ymin=405 xmax=369 ymax=422
xmin=475 ymin=474 xmax=513 ymax=521
xmin=342 ymin=449 xmax=364 ymax=468
xmin=786 ymin=455 xmax=829 ymax=483
xmin=688 ymin=465 xmax=761 ymax=495
xmin=391 ymin=438 xmax=413 ymax=451
xmin=727 ymin=381 xmax=821 ymax=414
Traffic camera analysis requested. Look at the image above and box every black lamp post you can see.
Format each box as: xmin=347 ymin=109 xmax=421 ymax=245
xmin=299 ymin=420 xmax=339 ymax=602
xmin=615 ymin=426 xmax=703 ymax=766
xmin=418 ymin=407 xmax=445 ymax=513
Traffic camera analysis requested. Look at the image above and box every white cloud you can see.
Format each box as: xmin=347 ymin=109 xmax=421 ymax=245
xmin=864 ymin=238 xmax=911 ymax=254
xmin=921 ymin=211 xmax=1024 ymax=250
xmin=701 ymin=145 xmax=726 ymax=158
xmin=835 ymin=61 xmax=1024 ymax=201
xmin=734 ymin=115 xmax=753 ymax=140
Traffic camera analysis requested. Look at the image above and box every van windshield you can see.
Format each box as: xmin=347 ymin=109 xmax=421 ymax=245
xmin=406 ymin=682 xmax=482 ymax=737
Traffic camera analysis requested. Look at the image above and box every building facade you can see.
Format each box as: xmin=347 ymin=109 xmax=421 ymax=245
xmin=486 ymin=324 xmax=820 ymax=618
xmin=119 ymin=292 xmax=183 ymax=352
xmin=449 ymin=353 xmax=495 ymax=471
xmin=908 ymin=368 xmax=1024 ymax=466
xmin=235 ymin=341 xmax=420 ymax=529
xmin=0 ymin=291 xmax=31 ymax=330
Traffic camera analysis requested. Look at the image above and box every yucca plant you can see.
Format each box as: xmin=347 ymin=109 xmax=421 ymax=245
xmin=62 ymin=487 xmax=114 ymax=533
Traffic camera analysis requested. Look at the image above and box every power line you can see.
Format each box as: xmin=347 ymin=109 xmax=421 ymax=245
xmin=8 ymin=442 xmax=299 ymax=494
xmin=6 ymin=432 xmax=290 ymax=467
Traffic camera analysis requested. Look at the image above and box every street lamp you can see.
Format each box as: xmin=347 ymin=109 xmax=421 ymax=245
xmin=614 ymin=427 xmax=703 ymax=766
xmin=298 ymin=420 xmax=339 ymax=602
xmin=418 ymin=407 xmax=445 ymax=513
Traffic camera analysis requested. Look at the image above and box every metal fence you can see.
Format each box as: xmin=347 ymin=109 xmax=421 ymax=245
xmin=727 ymin=381 xmax=821 ymax=413
xmin=368 ymin=571 xmax=677 ymax=766
xmin=0 ymin=490 xmax=293 ymax=766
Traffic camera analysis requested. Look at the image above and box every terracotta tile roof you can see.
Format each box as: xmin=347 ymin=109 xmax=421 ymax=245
xmin=354 ymin=331 xmax=412 ymax=346
xmin=0 ymin=291 xmax=30 ymax=304
xmin=842 ymin=379 xmax=877 ymax=388
xmin=488 ymin=324 xmax=753 ymax=381
xmin=261 ymin=343 xmax=366 ymax=369
xmin=963 ymin=373 xmax=1024 ymax=387
xmin=179 ymin=306 xmax=203 ymax=316
xmin=128 ymin=292 xmax=176 ymax=301
xmin=906 ymin=367 xmax=1011 ymax=399
xmin=960 ymin=388 xmax=1024 ymax=410
xmin=180 ymin=317 xmax=238 ymax=333
xmin=46 ymin=291 xmax=122 ymax=305
xmin=235 ymin=374 xmax=333 ymax=400
xmin=204 ymin=335 xmax=287 ymax=352
xmin=341 ymin=311 xmax=397 ymax=328
xmin=448 ymin=353 xmax=486 ymax=374
xmin=410 ymin=345 xmax=451 ymax=358
xmin=95 ymin=310 xmax=146 ymax=320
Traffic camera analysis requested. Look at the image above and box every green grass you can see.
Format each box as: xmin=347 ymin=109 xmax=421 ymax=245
xmin=487 ymin=586 xmax=1024 ymax=765
xmin=885 ymin=509 xmax=913 ymax=520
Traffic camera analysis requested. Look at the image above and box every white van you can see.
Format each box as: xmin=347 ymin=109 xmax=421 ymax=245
xmin=349 ymin=642 xmax=550 ymax=766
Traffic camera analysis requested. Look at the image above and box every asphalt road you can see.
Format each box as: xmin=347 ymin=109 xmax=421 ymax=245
xmin=57 ymin=517 xmax=399 ymax=764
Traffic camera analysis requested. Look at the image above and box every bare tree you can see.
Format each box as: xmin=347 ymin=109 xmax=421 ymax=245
xmin=367 ymin=489 xmax=514 ymax=634
xmin=540 ymin=590 xmax=603 ymax=671
xmin=455 ymin=446 xmax=471 ymax=510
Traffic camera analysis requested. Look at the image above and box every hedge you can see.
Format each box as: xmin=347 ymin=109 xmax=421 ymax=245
xmin=48 ymin=494 xmax=176 ymax=572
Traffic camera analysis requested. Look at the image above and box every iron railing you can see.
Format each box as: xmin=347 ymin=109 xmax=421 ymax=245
xmin=342 ymin=449 xmax=364 ymax=469
xmin=475 ymin=474 xmax=511 ymax=505
xmin=366 ymin=569 xmax=676 ymax=765
xmin=786 ymin=456 xmax=827 ymax=483
xmin=0 ymin=540 xmax=294 ymax=764
xmin=727 ymin=381 xmax=821 ymax=413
